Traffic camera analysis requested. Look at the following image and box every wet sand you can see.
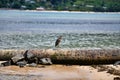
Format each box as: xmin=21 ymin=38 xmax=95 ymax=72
xmin=0 ymin=64 xmax=119 ymax=80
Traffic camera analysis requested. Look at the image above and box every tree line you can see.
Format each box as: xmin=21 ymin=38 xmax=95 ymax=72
xmin=0 ymin=0 xmax=120 ymax=12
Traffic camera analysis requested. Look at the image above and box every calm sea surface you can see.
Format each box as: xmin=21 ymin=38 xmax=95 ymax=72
xmin=0 ymin=10 xmax=120 ymax=49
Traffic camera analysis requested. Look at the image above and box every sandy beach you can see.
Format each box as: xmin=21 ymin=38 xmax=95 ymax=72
xmin=0 ymin=64 xmax=119 ymax=80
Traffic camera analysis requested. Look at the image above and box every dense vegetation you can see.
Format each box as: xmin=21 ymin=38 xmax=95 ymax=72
xmin=0 ymin=0 xmax=120 ymax=12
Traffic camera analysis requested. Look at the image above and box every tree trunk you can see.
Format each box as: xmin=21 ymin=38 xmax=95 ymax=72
xmin=0 ymin=49 xmax=120 ymax=65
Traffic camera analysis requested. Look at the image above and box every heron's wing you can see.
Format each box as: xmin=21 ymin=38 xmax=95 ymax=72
xmin=55 ymin=39 xmax=60 ymax=47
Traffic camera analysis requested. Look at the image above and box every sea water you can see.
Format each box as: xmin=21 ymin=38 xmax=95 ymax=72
xmin=0 ymin=10 xmax=120 ymax=49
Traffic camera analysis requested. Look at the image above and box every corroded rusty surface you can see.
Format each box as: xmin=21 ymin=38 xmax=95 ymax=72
xmin=0 ymin=49 xmax=120 ymax=64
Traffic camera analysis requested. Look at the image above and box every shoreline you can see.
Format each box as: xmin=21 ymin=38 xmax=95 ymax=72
xmin=0 ymin=8 xmax=120 ymax=14
xmin=0 ymin=64 xmax=119 ymax=80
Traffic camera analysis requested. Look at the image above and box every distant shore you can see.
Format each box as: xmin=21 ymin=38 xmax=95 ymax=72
xmin=0 ymin=8 xmax=120 ymax=14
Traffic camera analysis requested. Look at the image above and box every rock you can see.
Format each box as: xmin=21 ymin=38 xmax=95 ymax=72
xmin=16 ymin=61 xmax=27 ymax=68
xmin=114 ymin=77 xmax=120 ymax=80
xmin=26 ymin=63 xmax=37 ymax=67
xmin=40 ymin=58 xmax=52 ymax=65
xmin=23 ymin=50 xmax=37 ymax=63
xmin=23 ymin=50 xmax=35 ymax=59
xmin=113 ymin=61 xmax=120 ymax=66
xmin=0 ymin=61 xmax=11 ymax=67
xmin=11 ymin=54 xmax=24 ymax=64
xmin=1 ymin=50 xmax=53 ymax=67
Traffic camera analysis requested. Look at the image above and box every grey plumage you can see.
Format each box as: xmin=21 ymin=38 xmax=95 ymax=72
xmin=55 ymin=36 xmax=62 ymax=47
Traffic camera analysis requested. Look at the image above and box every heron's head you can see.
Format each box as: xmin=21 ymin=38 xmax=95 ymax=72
xmin=58 ymin=36 xmax=62 ymax=39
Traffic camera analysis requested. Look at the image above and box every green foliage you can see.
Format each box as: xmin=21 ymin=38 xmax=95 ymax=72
xmin=106 ymin=2 xmax=120 ymax=12
xmin=25 ymin=3 xmax=36 ymax=10
xmin=93 ymin=5 xmax=104 ymax=12
xmin=0 ymin=0 xmax=120 ymax=12
xmin=20 ymin=0 xmax=25 ymax=5
xmin=0 ymin=0 xmax=9 ymax=7
xmin=0 ymin=1 xmax=2 ymax=8
xmin=12 ymin=1 xmax=21 ymax=9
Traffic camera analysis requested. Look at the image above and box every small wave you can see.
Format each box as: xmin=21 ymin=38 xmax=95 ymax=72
xmin=0 ymin=19 xmax=120 ymax=25
xmin=0 ymin=33 xmax=120 ymax=49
